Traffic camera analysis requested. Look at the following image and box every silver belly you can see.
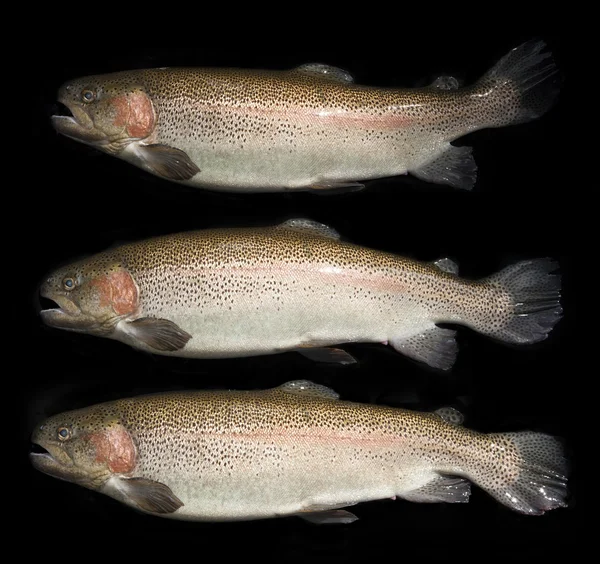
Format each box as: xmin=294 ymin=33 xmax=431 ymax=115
xmin=131 ymin=437 xmax=436 ymax=521
xmin=126 ymin=110 xmax=448 ymax=191
xmin=118 ymin=269 xmax=433 ymax=358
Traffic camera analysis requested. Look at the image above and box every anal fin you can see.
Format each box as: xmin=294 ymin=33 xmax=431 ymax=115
xmin=391 ymin=326 xmax=458 ymax=370
xmin=299 ymin=509 xmax=359 ymax=525
xmin=308 ymin=181 xmax=366 ymax=195
xmin=401 ymin=476 xmax=471 ymax=504
xmin=295 ymin=347 xmax=357 ymax=365
xmin=411 ymin=145 xmax=477 ymax=190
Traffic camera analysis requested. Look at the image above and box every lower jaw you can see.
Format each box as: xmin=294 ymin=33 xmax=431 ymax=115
xmin=39 ymin=309 xmax=87 ymax=331
xmin=51 ymin=116 xmax=106 ymax=144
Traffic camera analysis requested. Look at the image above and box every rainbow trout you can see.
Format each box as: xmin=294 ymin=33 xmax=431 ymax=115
xmin=39 ymin=219 xmax=562 ymax=369
xmin=30 ymin=382 xmax=568 ymax=522
xmin=51 ymin=41 xmax=559 ymax=192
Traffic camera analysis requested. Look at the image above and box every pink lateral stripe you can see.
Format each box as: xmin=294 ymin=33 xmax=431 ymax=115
xmin=179 ymin=98 xmax=416 ymax=130
xmin=143 ymin=261 xmax=410 ymax=294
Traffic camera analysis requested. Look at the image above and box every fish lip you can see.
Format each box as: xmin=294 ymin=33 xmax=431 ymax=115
xmin=40 ymin=308 xmax=72 ymax=327
xmin=29 ymin=451 xmax=53 ymax=463
xmin=51 ymin=114 xmax=77 ymax=124
xmin=40 ymin=306 xmax=84 ymax=330
xmin=39 ymin=288 xmax=83 ymax=328
xmin=39 ymin=289 xmax=81 ymax=318
xmin=51 ymin=99 xmax=106 ymax=143
xmin=29 ymin=441 xmax=72 ymax=480
xmin=51 ymin=98 xmax=90 ymax=128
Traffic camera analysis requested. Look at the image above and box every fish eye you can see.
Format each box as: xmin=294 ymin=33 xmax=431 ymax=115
xmin=57 ymin=427 xmax=71 ymax=441
xmin=81 ymin=89 xmax=96 ymax=103
xmin=63 ymin=277 xmax=76 ymax=291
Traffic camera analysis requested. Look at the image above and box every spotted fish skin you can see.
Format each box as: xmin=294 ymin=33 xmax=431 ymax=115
xmin=30 ymin=383 xmax=568 ymax=521
xmin=39 ymin=221 xmax=562 ymax=369
xmin=51 ymin=41 xmax=559 ymax=192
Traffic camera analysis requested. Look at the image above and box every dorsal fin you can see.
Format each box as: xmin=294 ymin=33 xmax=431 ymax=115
xmin=277 ymin=380 xmax=340 ymax=400
xmin=278 ymin=218 xmax=340 ymax=240
xmin=433 ymin=257 xmax=459 ymax=275
xmin=295 ymin=63 xmax=354 ymax=83
xmin=429 ymin=75 xmax=460 ymax=90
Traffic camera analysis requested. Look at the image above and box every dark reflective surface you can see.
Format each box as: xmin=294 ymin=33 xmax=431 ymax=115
xmin=19 ymin=33 xmax=574 ymax=555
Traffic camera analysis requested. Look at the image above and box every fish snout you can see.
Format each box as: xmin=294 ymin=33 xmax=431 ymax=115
xmin=38 ymin=278 xmax=83 ymax=328
xmin=51 ymin=88 xmax=104 ymax=142
xmin=30 ymin=424 xmax=68 ymax=477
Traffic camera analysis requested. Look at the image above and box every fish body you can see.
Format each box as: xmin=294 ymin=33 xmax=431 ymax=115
xmin=40 ymin=219 xmax=562 ymax=369
xmin=30 ymin=382 xmax=568 ymax=522
xmin=52 ymin=41 xmax=559 ymax=192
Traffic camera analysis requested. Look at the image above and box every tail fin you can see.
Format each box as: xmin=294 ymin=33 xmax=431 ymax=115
xmin=483 ymin=259 xmax=562 ymax=344
xmin=476 ymin=40 xmax=560 ymax=127
xmin=481 ymin=432 xmax=568 ymax=515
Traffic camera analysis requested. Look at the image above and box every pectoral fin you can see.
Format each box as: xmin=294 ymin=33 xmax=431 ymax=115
xmin=136 ymin=144 xmax=200 ymax=181
xmin=127 ymin=317 xmax=192 ymax=352
xmin=117 ymin=477 xmax=184 ymax=514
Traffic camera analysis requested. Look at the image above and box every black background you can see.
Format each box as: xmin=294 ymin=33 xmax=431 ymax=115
xmin=19 ymin=32 xmax=574 ymax=557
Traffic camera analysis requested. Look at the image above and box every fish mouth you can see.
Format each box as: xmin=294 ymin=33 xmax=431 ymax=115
xmin=54 ymin=101 xmax=75 ymax=119
xmin=51 ymin=99 xmax=105 ymax=143
xmin=39 ymin=292 xmax=81 ymax=316
xmin=39 ymin=290 xmax=83 ymax=328
xmin=29 ymin=441 xmax=73 ymax=481
xmin=30 ymin=442 xmax=53 ymax=463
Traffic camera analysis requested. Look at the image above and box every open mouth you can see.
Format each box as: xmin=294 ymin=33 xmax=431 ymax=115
xmin=39 ymin=295 xmax=62 ymax=313
xmin=50 ymin=99 xmax=102 ymax=142
xmin=30 ymin=442 xmax=51 ymax=457
xmin=29 ymin=441 xmax=73 ymax=481
xmin=51 ymin=101 xmax=80 ymax=128
xmin=29 ymin=441 xmax=58 ymax=472
xmin=39 ymin=282 xmax=79 ymax=314
xmin=39 ymin=289 xmax=82 ymax=327
xmin=53 ymin=101 xmax=75 ymax=119
xmin=39 ymin=295 xmax=72 ymax=317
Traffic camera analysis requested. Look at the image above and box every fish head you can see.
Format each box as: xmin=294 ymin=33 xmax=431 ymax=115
xmin=31 ymin=405 xmax=136 ymax=489
xmin=52 ymin=72 xmax=155 ymax=154
xmin=40 ymin=256 xmax=139 ymax=337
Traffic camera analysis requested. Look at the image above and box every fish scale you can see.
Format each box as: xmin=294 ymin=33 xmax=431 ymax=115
xmin=128 ymin=67 xmax=500 ymax=189
xmin=52 ymin=40 xmax=559 ymax=192
xmin=40 ymin=221 xmax=562 ymax=369
xmin=122 ymin=229 xmax=466 ymax=354
xmin=30 ymin=384 xmax=568 ymax=522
